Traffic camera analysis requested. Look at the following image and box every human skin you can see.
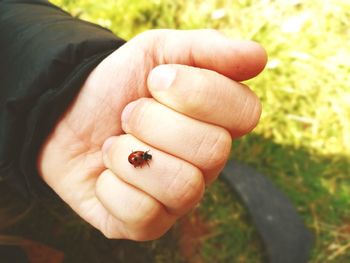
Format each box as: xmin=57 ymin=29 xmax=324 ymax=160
xmin=37 ymin=29 xmax=267 ymax=240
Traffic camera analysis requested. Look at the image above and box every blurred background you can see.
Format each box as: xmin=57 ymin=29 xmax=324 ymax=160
xmin=4 ymin=0 xmax=350 ymax=262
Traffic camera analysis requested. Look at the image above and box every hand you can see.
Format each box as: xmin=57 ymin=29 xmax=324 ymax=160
xmin=38 ymin=29 xmax=267 ymax=240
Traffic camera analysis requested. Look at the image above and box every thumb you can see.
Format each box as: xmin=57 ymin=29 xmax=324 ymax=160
xmin=134 ymin=29 xmax=267 ymax=82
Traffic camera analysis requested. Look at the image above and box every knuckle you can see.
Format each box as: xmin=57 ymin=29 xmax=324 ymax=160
xmin=235 ymin=89 xmax=262 ymax=135
xmin=126 ymin=194 xmax=162 ymax=227
xmin=197 ymin=128 xmax=232 ymax=169
xmin=247 ymin=93 xmax=262 ymax=131
xmin=166 ymin=163 xmax=204 ymax=209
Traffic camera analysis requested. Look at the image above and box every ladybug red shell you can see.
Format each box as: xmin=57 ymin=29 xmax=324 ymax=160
xmin=128 ymin=150 xmax=152 ymax=168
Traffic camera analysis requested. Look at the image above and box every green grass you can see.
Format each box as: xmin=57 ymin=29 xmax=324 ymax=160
xmin=31 ymin=0 xmax=350 ymax=262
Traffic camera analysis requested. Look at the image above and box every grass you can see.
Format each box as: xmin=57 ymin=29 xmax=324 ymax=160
xmin=19 ymin=0 xmax=350 ymax=262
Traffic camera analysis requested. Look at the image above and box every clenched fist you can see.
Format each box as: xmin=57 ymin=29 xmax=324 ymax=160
xmin=38 ymin=29 xmax=267 ymax=240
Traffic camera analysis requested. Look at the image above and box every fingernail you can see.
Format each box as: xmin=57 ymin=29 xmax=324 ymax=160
xmin=102 ymin=136 xmax=116 ymax=154
xmin=148 ymin=65 xmax=176 ymax=90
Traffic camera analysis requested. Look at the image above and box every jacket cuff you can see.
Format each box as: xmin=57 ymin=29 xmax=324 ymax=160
xmin=0 ymin=0 xmax=126 ymax=198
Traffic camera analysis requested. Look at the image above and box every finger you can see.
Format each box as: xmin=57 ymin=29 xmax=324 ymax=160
xmin=121 ymin=98 xmax=232 ymax=182
xmin=148 ymin=64 xmax=262 ymax=137
xmin=101 ymin=134 xmax=205 ymax=216
xmin=133 ymin=29 xmax=267 ymax=81
xmin=96 ymin=169 xmax=176 ymax=241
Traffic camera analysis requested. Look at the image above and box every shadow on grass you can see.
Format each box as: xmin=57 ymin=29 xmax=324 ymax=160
xmin=0 ymin=134 xmax=349 ymax=263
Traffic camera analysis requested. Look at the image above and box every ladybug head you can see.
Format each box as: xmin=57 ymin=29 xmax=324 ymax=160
xmin=143 ymin=151 xmax=152 ymax=160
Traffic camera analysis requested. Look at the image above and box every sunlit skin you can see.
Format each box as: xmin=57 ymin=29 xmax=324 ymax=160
xmin=37 ymin=29 xmax=267 ymax=240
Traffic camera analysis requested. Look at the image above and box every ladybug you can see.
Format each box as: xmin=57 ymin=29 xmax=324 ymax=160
xmin=128 ymin=150 xmax=152 ymax=168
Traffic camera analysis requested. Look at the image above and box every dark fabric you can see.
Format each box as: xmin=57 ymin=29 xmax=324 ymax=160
xmin=0 ymin=0 xmax=126 ymax=198
xmin=0 ymin=245 xmax=29 ymax=263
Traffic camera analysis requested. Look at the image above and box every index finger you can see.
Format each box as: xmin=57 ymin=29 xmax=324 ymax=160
xmin=148 ymin=64 xmax=262 ymax=137
xmin=137 ymin=29 xmax=267 ymax=81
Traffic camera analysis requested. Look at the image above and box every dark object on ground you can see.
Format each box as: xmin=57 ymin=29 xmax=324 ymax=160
xmin=221 ymin=160 xmax=314 ymax=263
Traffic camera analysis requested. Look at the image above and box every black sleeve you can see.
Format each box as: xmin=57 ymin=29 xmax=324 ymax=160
xmin=0 ymin=0 xmax=126 ymax=198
